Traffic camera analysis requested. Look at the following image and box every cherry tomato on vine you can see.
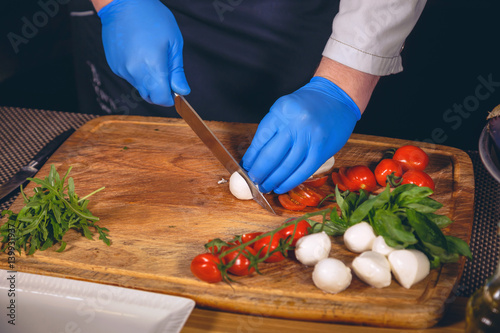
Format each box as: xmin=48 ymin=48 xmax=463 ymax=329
xmin=190 ymin=253 xmax=222 ymax=283
xmin=401 ymin=170 xmax=435 ymax=191
xmin=278 ymin=220 xmax=310 ymax=246
xmin=222 ymin=246 xmax=257 ymax=276
xmin=278 ymin=194 xmax=306 ymax=211
xmin=339 ymin=166 xmax=377 ymax=192
xmin=374 ymin=159 xmax=403 ymax=186
xmin=331 ymin=172 xmax=348 ymax=191
xmin=288 ymin=184 xmax=325 ymax=207
xmin=392 ymin=145 xmax=429 ymax=172
xmin=303 ymin=176 xmax=328 ymax=188
xmin=253 ymin=233 xmax=286 ymax=263
xmin=241 ymin=232 xmax=263 ymax=245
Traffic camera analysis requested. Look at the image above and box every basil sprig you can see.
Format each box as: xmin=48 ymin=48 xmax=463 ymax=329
xmin=0 ymin=164 xmax=110 ymax=255
xmin=311 ymin=184 xmax=472 ymax=268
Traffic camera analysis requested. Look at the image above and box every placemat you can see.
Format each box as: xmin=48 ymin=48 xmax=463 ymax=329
xmin=1 ymin=106 xmax=499 ymax=297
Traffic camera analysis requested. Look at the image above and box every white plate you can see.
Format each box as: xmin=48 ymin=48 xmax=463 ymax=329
xmin=0 ymin=269 xmax=195 ymax=333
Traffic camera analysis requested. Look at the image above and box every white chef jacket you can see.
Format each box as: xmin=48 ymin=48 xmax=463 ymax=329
xmin=324 ymin=0 xmax=427 ymax=76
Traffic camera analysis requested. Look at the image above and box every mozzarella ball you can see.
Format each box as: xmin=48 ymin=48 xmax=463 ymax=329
xmin=343 ymin=222 xmax=376 ymax=253
xmin=312 ymin=156 xmax=335 ymax=176
xmin=229 ymin=172 xmax=253 ymax=200
xmin=371 ymin=236 xmax=396 ymax=256
xmin=295 ymin=231 xmax=331 ymax=266
xmin=352 ymin=251 xmax=392 ymax=288
xmin=388 ymin=249 xmax=430 ymax=289
xmin=312 ymin=258 xmax=352 ymax=294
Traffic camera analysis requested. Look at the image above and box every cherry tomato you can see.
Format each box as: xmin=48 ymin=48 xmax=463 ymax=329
xmin=339 ymin=166 xmax=377 ymax=192
xmin=278 ymin=194 xmax=306 ymax=211
xmin=374 ymin=159 xmax=403 ymax=186
xmin=401 ymin=170 xmax=435 ymax=191
xmin=279 ymin=220 xmax=310 ymax=246
xmin=190 ymin=253 xmax=222 ymax=283
xmin=331 ymin=172 xmax=348 ymax=191
xmin=241 ymin=232 xmax=263 ymax=245
xmin=288 ymin=184 xmax=325 ymax=207
xmin=392 ymin=145 xmax=429 ymax=172
xmin=303 ymin=176 xmax=328 ymax=188
xmin=253 ymin=233 xmax=286 ymax=263
xmin=223 ymin=246 xmax=257 ymax=276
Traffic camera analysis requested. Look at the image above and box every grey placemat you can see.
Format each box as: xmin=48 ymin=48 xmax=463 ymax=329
xmin=0 ymin=107 xmax=96 ymax=210
xmin=1 ymin=106 xmax=499 ymax=297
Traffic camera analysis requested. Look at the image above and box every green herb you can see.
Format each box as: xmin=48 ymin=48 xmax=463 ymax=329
xmin=0 ymin=164 xmax=110 ymax=255
xmin=123 ymin=146 xmax=129 ymax=150
xmin=314 ymin=184 xmax=472 ymax=268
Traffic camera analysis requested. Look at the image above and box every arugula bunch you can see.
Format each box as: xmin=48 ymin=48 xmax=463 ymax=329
xmin=310 ymin=184 xmax=472 ymax=268
xmin=0 ymin=164 xmax=110 ymax=255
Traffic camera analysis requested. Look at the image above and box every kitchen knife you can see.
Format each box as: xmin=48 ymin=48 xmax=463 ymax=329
xmin=0 ymin=129 xmax=75 ymax=202
xmin=174 ymin=94 xmax=276 ymax=215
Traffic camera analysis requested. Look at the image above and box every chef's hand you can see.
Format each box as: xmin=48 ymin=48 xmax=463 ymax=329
xmin=241 ymin=77 xmax=361 ymax=194
xmin=97 ymin=0 xmax=190 ymax=106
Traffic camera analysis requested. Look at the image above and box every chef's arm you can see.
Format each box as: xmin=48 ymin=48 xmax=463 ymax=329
xmin=90 ymin=0 xmax=113 ymax=12
xmin=314 ymin=57 xmax=379 ymax=114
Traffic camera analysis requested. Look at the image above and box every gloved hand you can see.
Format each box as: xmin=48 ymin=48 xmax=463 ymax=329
xmin=241 ymin=76 xmax=361 ymax=194
xmin=98 ymin=0 xmax=190 ymax=106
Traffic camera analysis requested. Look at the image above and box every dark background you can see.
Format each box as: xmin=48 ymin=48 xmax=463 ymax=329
xmin=0 ymin=0 xmax=499 ymax=151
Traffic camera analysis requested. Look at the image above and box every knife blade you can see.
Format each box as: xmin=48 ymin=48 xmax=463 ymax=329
xmin=0 ymin=129 xmax=75 ymax=202
xmin=174 ymin=94 xmax=276 ymax=215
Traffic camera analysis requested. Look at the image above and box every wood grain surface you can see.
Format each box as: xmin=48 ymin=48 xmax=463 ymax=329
xmin=0 ymin=115 xmax=475 ymax=329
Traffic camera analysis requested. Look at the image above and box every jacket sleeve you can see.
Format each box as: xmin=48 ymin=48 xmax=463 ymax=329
xmin=323 ymin=0 xmax=427 ymax=76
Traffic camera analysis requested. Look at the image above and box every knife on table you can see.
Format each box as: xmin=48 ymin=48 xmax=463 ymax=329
xmin=174 ymin=94 xmax=276 ymax=215
xmin=0 ymin=129 xmax=75 ymax=202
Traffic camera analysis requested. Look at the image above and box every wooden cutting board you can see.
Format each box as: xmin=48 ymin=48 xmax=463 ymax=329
xmin=0 ymin=116 xmax=474 ymax=329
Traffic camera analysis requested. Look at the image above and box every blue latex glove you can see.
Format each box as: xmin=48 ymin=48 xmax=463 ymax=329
xmin=242 ymin=77 xmax=361 ymax=194
xmin=98 ymin=0 xmax=190 ymax=106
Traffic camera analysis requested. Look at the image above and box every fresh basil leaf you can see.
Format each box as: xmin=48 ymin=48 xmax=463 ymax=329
xmin=396 ymin=185 xmax=434 ymax=206
xmin=445 ymin=236 xmax=472 ymax=260
xmin=424 ymin=213 xmax=453 ymax=228
xmin=371 ymin=209 xmax=417 ymax=248
xmin=423 ymin=241 xmax=460 ymax=263
xmin=406 ymin=208 xmax=448 ymax=251
xmin=403 ymin=197 xmax=443 ymax=213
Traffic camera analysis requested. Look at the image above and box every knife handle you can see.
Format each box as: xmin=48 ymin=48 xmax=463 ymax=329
xmin=29 ymin=129 xmax=75 ymax=168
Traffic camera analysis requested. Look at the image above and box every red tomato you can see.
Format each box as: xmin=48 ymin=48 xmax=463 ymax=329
xmin=374 ymin=159 xmax=403 ymax=186
xmin=241 ymin=232 xmax=263 ymax=245
xmin=339 ymin=166 xmax=377 ymax=192
xmin=303 ymin=176 xmax=328 ymax=188
xmin=190 ymin=253 xmax=222 ymax=283
xmin=223 ymin=246 xmax=257 ymax=276
xmin=279 ymin=220 xmax=310 ymax=246
xmin=253 ymin=233 xmax=286 ymax=263
xmin=401 ymin=170 xmax=435 ymax=191
xmin=331 ymin=172 xmax=348 ymax=191
xmin=392 ymin=145 xmax=429 ymax=172
xmin=278 ymin=194 xmax=306 ymax=211
xmin=288 ymin=184 xmax=325 ymax=207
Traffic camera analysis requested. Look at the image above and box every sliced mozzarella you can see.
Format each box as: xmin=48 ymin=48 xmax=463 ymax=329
xmin=371 ymin=236 xmax=396 ymax=256
xmin=343 ymin=222 xmax=376 ymax=253
xmin=352 ymin=251 xmax=392 ymax=288
xmin=312 ymin=258 xmax=352 ymax=294
xmin=295 ymin=231 xmax=331 ymax=266
xmin=229 ymin=172 xmax=253 ymax=200
xmin=388 ymin=249 xmax=430 ymax=289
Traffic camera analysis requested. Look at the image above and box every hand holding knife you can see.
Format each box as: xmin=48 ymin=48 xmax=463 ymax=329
xmin=174 ymin=94 xmax=276 ymax=215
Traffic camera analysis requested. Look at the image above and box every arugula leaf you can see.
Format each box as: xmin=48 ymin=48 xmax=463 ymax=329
xmin=0 ymin=164 xmax=109 ymax=255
